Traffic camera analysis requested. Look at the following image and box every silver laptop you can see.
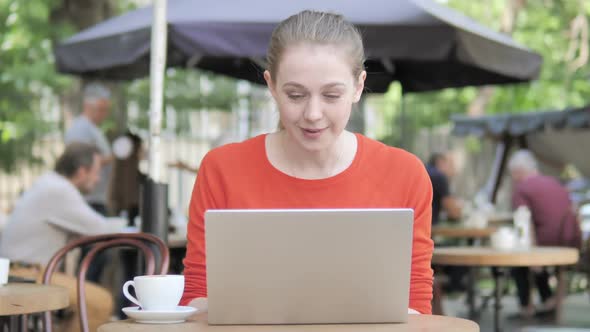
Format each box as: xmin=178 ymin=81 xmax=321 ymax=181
xmin=205 ymin=208 xmax=414 ymax=325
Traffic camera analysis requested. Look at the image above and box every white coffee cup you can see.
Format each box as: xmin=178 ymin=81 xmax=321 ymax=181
xmin=123 ymin=275 xmax=184 ymax=311
xmin=491 ymin=227 xmax=517 ymax=250
xmin=0 ymin=257 xmax=9 ymax=286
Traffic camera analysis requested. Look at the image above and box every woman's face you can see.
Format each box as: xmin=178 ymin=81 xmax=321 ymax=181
xmin=265 ymin=43 xmax=365 ymax=152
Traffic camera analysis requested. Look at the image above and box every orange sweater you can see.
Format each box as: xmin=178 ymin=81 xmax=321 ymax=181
xmin=181 ymin=134 xmax=434 ymax=314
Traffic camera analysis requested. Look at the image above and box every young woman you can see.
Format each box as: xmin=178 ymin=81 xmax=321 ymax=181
xmin=181 ymin=10 xmax=434 ymax=314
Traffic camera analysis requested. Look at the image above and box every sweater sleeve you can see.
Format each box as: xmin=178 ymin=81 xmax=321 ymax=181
xmin=45 ymin=183 xmax=109 ymax=235
xmin=407 ymin=159 xmax=434 ymax=314
xmin=181 ymin=153 xmax=224 ymax=305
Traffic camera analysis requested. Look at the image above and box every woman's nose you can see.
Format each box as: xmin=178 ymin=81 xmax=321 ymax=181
xmin=303 ymin=97 xmax=323 ymax=122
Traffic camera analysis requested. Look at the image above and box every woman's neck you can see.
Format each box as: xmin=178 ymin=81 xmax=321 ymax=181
xmin=268 ymin=130 xmax=355 ymax=179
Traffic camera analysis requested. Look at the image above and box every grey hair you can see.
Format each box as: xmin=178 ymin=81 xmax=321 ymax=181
xmin=267 ymin=10 xmax=365 ymax=80
xmin=83 ymin=82 xmax=111 ymax=103
xmin=508 ymin=149 xmax=538 ymax=172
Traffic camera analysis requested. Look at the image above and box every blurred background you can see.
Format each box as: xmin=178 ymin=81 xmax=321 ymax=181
xmin=1 ymin=0 xmax=589 ymax=218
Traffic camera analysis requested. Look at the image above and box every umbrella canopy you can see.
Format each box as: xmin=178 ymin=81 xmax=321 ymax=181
xmin=452 ymin=107 xmax=590 ymax=139
xmin=452 ymin=107 xmax=590 ymax=178
xmin=55 ymin=0 xmax=542 ymax=93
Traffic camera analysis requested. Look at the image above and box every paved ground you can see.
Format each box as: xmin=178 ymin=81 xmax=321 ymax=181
xmin=441 ymin=290 xmax=590 ymax=332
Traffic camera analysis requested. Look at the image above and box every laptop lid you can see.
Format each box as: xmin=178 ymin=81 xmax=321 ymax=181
xmin=205 ymin=208 xmax=414 ymax=325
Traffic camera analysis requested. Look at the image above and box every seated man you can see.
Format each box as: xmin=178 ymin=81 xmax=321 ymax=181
xmin=426 ymin=152 xmax=462 ymax=225
xmin=0 ymin=143 xmax=116 ymax=331
xmin=426 ymin=152 xmax=465 ymax=297
xmin=0 ymin=143 xmax=115 ymax=264
xmin=508 ymin=149 xmax=582 ymax=318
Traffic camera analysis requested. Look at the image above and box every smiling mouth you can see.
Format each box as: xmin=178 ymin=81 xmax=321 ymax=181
xmin=302 ymin=128 xmax=325 ymax=133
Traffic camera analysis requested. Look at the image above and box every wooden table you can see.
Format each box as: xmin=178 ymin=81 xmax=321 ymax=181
xmin=0 ymin=283 xmax=69 ymax=316
xmin=432 ymin=247 xmax=579 ymax=267
xmin=1 ymin=283 xmax=69 ymax=331
xmin=486 ymin=213 xmax=513 ymax=226
xmin=98 ymin=313 xmax=479 ymax=332
xmin=432 ymin=226 xmax=497 ymax=239
xmin=431 ymin=225 xmax=498 ymax=314
xmin=432 ymin=246 xmax=579 ymax=332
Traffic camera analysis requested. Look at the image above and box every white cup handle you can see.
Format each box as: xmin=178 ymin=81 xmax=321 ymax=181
xmin=122 ymin=280 xmax=141 ymax=307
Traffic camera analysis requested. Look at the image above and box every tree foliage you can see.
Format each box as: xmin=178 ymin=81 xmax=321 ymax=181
xmin=2 ymin=0 xmax=590 ymax=170
xmin=124 ymin=69 xmax=242 ymax=135
xmin=0 ymin=0 xmax=252 ymax=172
xmin=378 ymin=0 xmax=590 ymax=148
xmin=0 ymin=0 xmax=74 ymax=172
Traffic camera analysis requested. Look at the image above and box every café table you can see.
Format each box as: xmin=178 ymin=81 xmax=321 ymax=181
xmin=431 ymin=224 xmax=498 ymax=315
xmin=98 ymin=312 xmax=479 ymax=332
xmin=432 ymin=226 xmax=497 ymax=240
xmin=486 ymin=213 xmax=513 ymax=226
xmin=432 ymin=246 xmax=579 ymax=332
xmin=1 ymin=283 xmax=69 ymax=331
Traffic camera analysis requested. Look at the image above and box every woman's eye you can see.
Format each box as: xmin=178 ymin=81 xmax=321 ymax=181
xmin=324 ymin=94 xmax=341 ymax=100
xmin=287 ymin=94 xmax=305 ymax=100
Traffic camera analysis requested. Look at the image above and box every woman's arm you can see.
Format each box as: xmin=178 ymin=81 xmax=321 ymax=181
xmin=180 ymin=154 xmax=223 ymax=305
xmin=407 ymin=159 xmax=434 ymax=314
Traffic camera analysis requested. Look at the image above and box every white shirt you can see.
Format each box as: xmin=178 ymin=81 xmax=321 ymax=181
xmin=0 ymin=171 xmax=113 ymax=265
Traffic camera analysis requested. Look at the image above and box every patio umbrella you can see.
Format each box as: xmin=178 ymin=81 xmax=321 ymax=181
xmin=55 ymin=0 xmax=542 ymax=93
xmin=55 ymin=0 xmax=543 ymax=241
xmin=451 ymin=107 xmax=590 ymax=202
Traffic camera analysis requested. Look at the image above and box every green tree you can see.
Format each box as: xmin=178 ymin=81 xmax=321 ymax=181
xmin=0 ymin=0 xmax=74 ymax=172
xmin=378 ymin=0 xmax=590 ymax=149
xmin=124 ymin=69 xmax=241 ymax=132
xmin=0 ymin=0 xmax=151 ymax=172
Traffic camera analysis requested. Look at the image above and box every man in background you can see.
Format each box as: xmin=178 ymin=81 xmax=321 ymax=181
xmin=426 ymin=152 xmax=462 ymax=224
xmin=0 ymin=143 xmax=114 ymax=265
xmin=65 ymin=83 xmax=113 ymax=216
xmin=508 ymin=149 xmax=582 ymax=318
xmin=427 ymin=151 xmax=465 ymax=296
xmin=0 ymin=143 xmax=116 ymax=332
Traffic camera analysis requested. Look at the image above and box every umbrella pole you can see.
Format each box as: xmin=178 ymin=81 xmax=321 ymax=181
xmin=141 ymin=0 xmax=169 ymax=246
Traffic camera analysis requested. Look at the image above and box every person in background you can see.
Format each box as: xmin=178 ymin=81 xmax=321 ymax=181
xmin=0 ymin=143 xmax=117 ymax=332
xmin=427 ymin=152 xmax=466 ymax=296
xmin=108 ymin=131 xmax=148 ymax=318
xmin=0 ymin=143 xmax=113 ymax=266
xmin=181 ymin=10 xmax=434 ymax=314
xmin=65 ymin=82 xmax=113 ymax=216
xmin=508 ymin=149 xmax=582 ymax=318
xmin=65 ymin=82 xmax=115 ymax=284
xmin=109 ymin=131 xmax=146 ymax=226
xmin=426 ymin=152 xmax=462 ymax=225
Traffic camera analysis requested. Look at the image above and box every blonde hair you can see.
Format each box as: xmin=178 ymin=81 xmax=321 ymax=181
xmin=268 ymin=11 xmax=365 ymax=130
xmin=267 ymin=10 xmax=365 ymax=81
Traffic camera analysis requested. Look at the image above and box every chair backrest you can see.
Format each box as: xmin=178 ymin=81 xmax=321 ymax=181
xmin=41 ymin=233 xmax=170 ymax=332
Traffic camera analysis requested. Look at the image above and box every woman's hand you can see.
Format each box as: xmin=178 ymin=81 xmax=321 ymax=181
xmin=188 ymin=297 xmax=208 ymax=313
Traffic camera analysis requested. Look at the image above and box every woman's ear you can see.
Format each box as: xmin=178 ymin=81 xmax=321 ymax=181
xmin=264 ymin=70 xmax=277 ymax=99
xmin=353 ymin=71 xmax=367 ymax=103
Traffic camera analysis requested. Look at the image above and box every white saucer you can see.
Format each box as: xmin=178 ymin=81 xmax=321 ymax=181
xmin=122 ymin=306 xmax=198 ymax=324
